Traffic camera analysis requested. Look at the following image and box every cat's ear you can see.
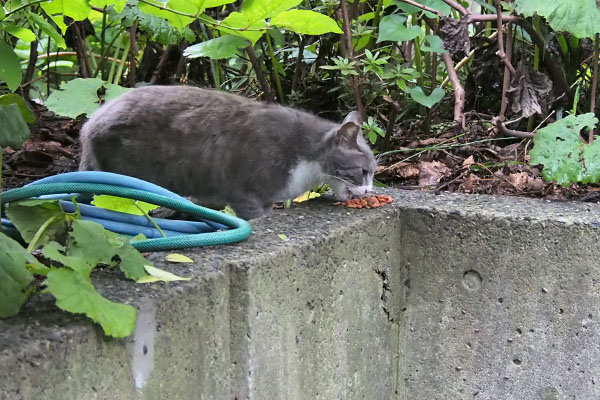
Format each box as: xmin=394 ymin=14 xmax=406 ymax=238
xmin=336 ymin=122 xmax=360 ymax=145
xmin=342 ymin=111 xmax=363 ymax=126
xmin=336 ymin=111 xmax=362 ymax=144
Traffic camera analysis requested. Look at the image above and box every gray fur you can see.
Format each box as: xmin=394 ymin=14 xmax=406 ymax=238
xmin=79 ymin=86 xmax=377 ymax=219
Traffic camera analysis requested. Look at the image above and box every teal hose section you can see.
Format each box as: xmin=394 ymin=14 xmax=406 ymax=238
xmin=1 ymin=182 xmax=252 ymax=252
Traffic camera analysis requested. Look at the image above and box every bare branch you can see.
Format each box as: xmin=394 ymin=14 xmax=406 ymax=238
xmin=442 ymin=52 xmax=465 ymax=128
xmin=493 ymin=117 xmax=535 ymax=139
xmin=494 ymin=0 xmax=516 ymax=74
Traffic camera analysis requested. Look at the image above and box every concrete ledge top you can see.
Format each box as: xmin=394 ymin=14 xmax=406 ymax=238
xmin=2 ymin=188 xmax=600 ymax=361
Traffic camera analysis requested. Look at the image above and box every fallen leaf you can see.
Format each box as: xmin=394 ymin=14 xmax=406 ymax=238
xmin=278 ymin=234 xmax=288 ymax=241
xmin=462 ymin=155 xmax=475 ymax=168
xmin=137 ymin=265 xmax=192 ymax=283
xmin=294 ymin=191 xmax=321 ymax=202
xmin=418 ymin=161 xmax=451 ymax=186
xmin=165 ymin=253 xmax=194 ymax=263
xmin=508 ymin=172 xmax=528 ymax=189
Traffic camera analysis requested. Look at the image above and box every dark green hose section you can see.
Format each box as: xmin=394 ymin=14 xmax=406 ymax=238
xmin=2 ymin=183 xmax=252 ymax=252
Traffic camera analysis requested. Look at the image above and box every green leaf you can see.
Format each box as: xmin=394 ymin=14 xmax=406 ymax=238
xmin=421 ymin=34 xmax=447 ymax=53
xmin=0 ymin=233 xmax=37 ymax=318
xmin=393 ymin=0 xmax=451 ymax=17
xmin=377 ymin=14 xmax=421 ymax=43
xmin=0 ymin=41 xmax=22 ymax=92
xmin=0 ymin=93 xmax=35 ymax=124
xmin=241 ymin=0 xmax=302 ymax=24
xmin=4 ymin=24 xmax=36 ymax=42
xmin=0 ymin=104 xmax=30 ymax=148
xmin=46 ymin=268 xmax=136 ymax=338
xmin=271 ymin=10 xmax=342 ymax=35
xmin=203 ymin=0 xmax=237 ymax=8
xmin=43 ymin=241 xmax=91 ymax=273
xmin=137 ymin=265 xmax=192 ymax=283
xmin=137 ymin=0 xmax=196 ymax=30
xmin=183 ymin=35 xmax=249 ymax=59
xmin=514 ymin=0 xmax=600 ymax=38
xmin=5 ymin=200 xmax=67 ymax=248
xmin=45 ymin=78 xmax=131 ymax=118
xmin=67 ymin=220 xmax=148 ymax=280
xmin=27 ymin=12 xmax=67 ymax=48
xmin=92 ymin=195 xmax=159 ymax=215
xmin=89 ymin=0 xmax=128 ymax=13
xmin=530 ymin=113 xmax=600 ymax=185
xmin=41 ymin=0 xmax=92 ymax=21
xmin=114 ymin=4 xmax=195 ymax=45
xmin=217 ymin=12 xmax=266 ymax=44
xmin=410 ymin=86 xmax=445 ymax=108
xmin=165 ymin=253 xmax=194 ymax=263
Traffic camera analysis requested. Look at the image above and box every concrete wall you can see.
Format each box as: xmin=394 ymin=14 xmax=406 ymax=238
xmin=2 ymin=189 xmax=600 ymax=400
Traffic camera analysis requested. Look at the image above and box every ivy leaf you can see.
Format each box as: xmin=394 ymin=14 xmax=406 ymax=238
xmin=421 ymin=34 xmax=447 ymax=53
xmin=241 ymin=0 xmax=302 ymax=24
xmin=3 ymin=24 xmax=36 ymax=42
xmin=92 ymin=195 xmax=159 ymax=215
xmin=377 ymin=14 xmax=421 ymax=43
xmin=27 ymin=12 xmax=67 ymax=48
xmin=41 ymin=0 xmax=92 ymax=21
xmin=5 ymin=199 xmax=67 ymax=249
xmin=137 ymin=265 xmax=192 ymax=283
xmin=183 ymin=35 xmax=250 ymax=59
xmin=217 ymin=12 xmax=266 ymax=44
xmin=0 ymin=233 xmax=37 ymax=318
xmin=46 ymin=268 xmax=136 ymax=338
xmin=410 ymin=86 xmax=445 ymax=108
xmin=271 ymin=10 xmax=342 ymax=35
xmin=530 ymin=113 xmax=600 ymax=186
xmin=0 ymin=104 xmax=30 ymax=149
xmin=0 ymin=41 xmax=22 ymax=92
xmin=514 ymin=0 xmax=600 ymax=39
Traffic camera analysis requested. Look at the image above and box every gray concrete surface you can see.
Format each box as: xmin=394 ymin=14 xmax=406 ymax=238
xmin=2 ymin=189 xmax=600 ymax=399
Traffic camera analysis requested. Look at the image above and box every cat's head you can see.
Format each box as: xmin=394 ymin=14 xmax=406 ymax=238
xmin=325 ymin=111 xmax=377 ymax=201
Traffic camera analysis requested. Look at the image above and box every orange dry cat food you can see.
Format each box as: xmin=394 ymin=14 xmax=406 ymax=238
xmin=335 ymin=195 xmax=394 ymax=209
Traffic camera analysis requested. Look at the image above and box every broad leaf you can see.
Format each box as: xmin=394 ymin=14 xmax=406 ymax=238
xmin=377 ymin=14 xmax=421 ymax=43
xmin=137 ymin=0 xmax=196 ymax=30
xmin=217 ymin=12 xmax=266 ymax=44
xmin=0 ymin=93 xmax=35 ymax=124
xmin=421 ymin=34 xmax=447 ymax=53
xmin=530 ymin=113 xmax=600 ymax=185
xmin=5 ymin=200 xmax=67 ymax=248
xmin=67 ymin=220 xmax=148 ymax=280
xmin=27 ymin=12 xmax=67 ymax=49
xmin=0 ymin=104 xmax=30 ymax=149
xmin=0 ymin=233 xmax=37 ymax=318
xmin=0 ymin=41 xmax=22 ymax=92
xmin=43 ymin=241 xmax=91 ymax=273
xmin=46 ymin=268 xmax=136 ymax=338
xmin=394 ymin=0 xmax=451 ymax=17
xmin=45 ymin=78 xmax=131 ymax=118
xmin=515 ymin=0 xmax=600 ymax=39
xmin=241 ymin=0 xmax=302 ymax=24
xmin=4 ymin=24 xmax=36 ymax=42
xmin=184 ymin=35 xmax=249 ymax=59
xmin=271 ymin=10 xmax=342 ymax=35
xmin=410 ymin=86 xmax=445 ymax=108
xmin=92 ymin=195 xmax=159 ymax=215
xmin=89 ymin=0 xmax=128 ymax=13
xmin=41 ymin=0 xmax=92 ymax=21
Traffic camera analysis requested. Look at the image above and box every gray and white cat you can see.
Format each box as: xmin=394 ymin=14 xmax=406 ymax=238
xmin=79 ymin=86 xmax=377 ymax=219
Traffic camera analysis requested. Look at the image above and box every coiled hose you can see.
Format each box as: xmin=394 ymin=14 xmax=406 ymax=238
xmin=1 ymin=171 xmax=252 ymax=252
